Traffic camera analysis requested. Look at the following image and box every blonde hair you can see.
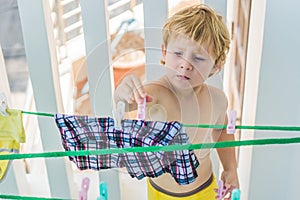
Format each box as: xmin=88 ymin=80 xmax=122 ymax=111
xmin=161 ymin=4 xmax=230 ymax=66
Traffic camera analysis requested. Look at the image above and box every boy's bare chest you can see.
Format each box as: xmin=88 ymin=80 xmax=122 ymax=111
xmin=148 ymin=94 xmax=215 ymax=125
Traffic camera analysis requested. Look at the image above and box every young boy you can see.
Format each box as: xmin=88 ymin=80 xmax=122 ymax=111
xmin=114 ymin=4 xmax=239 ymax=199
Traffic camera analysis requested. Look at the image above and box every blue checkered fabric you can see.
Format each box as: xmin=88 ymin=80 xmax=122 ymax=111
xmin=55 ymin=114 xmax=199 ymax=185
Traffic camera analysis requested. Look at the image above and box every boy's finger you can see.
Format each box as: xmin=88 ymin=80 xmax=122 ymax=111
xmin=132 ymin=76 xmax=146 ymax=98
xmin=121 ymin=84 xmax=134 ymax=103
xmin=146 ymin=95 xmax=153 ymax=102
xmin=223 ymin=187 xmax=234 ymax=200
xmin=125 ymin=95 xmax=133 ymax=104
xmin=133 ymin=89 xmax=144 ymax=104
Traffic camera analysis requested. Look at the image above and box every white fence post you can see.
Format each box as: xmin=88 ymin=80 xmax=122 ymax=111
xmin=17 ymin=0 xmax=71 ymax=198
xmin=80 ymin=1 xmax=120 ymax=200
xmin=143 ymin=0 xmax=168 ymax=81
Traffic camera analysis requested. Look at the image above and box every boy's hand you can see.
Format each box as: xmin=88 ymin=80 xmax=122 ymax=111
xmin=114 ymin=74 xmax=152 ymax=104
xmin=216 ymin=170 xmax=239 ymax=200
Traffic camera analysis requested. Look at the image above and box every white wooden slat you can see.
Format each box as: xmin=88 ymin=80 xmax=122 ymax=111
xmin=80 ymin=1 xmax=120 ymax=200
xmin=17 ymin=0 xmax=72 ymax=198
xmin=80 ymin=0 xmax=114 ymax=116
xmin=0 ymin=44 xmax=26 ymax=196
xmin=143 ymin=0 xmax=168 ymax=81
xmin=1 ymin=45 xmax=41 ymax=196
xmin=242 ymin=0 xmax=300 ymax=198
xmin=237 ymin=0 xmax=265 ymax=199
xmin=0 ymin=45 xmax=11 ymax=98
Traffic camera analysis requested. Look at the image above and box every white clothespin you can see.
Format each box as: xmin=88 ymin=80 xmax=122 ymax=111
xmin=227 ymin=110 xmax=237 ymax=134
xmin=113 ymin=101 xmax=125 ymax=130
xmin=0 ymin=92 xmax=8 ymax=116
xmin=137 ymin=97 xmax=146 ymax=120
xmin=78 ymin=177 xmax=90 ymax=200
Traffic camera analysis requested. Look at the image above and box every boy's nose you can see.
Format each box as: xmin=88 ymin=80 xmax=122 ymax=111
xmin=180 ymin=60 xmax=192 ymax=70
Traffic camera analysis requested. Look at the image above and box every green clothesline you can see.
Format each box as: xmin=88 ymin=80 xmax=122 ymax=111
xmin=22 ymin=111 xmax=55 ymax=117
xmin=1 ymin=137 xmax=300 ymax=161
xmin=21 ymin=110 xmax=300 ymax=131
xmin=1 ymin=111 xmax=300 ymax=199
xmin=10 ymin=111 xmax=299 ymax=161
xmin=0 ymin=194 xmax=69 ymax=200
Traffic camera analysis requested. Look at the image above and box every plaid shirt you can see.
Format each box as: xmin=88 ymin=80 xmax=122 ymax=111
xmin=55 ymin=114 xmax=199 ymax=185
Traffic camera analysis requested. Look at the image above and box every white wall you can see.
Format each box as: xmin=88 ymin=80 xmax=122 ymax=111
xmin=245 ymin=1 xmax=300 ymax=199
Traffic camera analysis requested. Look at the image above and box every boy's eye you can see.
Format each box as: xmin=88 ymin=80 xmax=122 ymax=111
xmin=194 ymin=56 xmax=205 ymax=62
xmin=174 ymin=51 xmax=183 ymax=56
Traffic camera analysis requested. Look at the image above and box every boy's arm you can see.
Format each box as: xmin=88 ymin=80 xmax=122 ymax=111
xmin=114 ymin=74 xmax=155 ymax=113
xmin=211 ymin=92 xmax=239 ymax=195
xmin=213 ymin=125 xmax=239 ymax=199
xmin=114 ymin=74 xmax=148 ymax=112
xmin=213 ymin=116 xmax=237 ymax=173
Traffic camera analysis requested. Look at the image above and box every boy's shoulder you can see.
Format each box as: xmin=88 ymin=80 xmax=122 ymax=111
xmin=205 ymin=84 xmax=228 ymax=109
xmin=205 ymin=84 xmax=227 ymax=99
xmin=145 ymin=81 xmax=175 ymax=105
xmin=144 ymin=77 xmax=173 ymax=94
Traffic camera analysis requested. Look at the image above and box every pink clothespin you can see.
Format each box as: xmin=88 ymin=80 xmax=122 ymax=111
xmin=137 ymin=97 xmax=146 ymax=120
xmin=217 ymin=180 xmax=229 ymax=200
xmin=227 ymin=110 xmax=237 ymax=134
xmin=79 ymin=177 xmax=90 ymax=200
xmin=0 ymin=92 xmax=8 ymax=116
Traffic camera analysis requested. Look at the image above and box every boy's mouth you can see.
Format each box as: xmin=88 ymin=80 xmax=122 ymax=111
xmin=176 ymin=75 xmax=190 ymax=80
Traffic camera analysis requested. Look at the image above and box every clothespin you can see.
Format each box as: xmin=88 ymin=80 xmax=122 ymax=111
xmin=78 ymin=177 xmax=90 ymax=200
xmin=227 ymin=110 xmax=237 ymax=134
xmin=97 ymin=181 xmax=108 ymax=200
xmin=137 ymin=97 xmax=146 ymax=120
xmin=216 ymin=180 xmax=229 ymax=200
xmin=0 ymin=92 xmax=8 ymax=116
xmin=113 ymin=101 xmax=125 ymax=130
xmin=231 ymin=188 xmax=241 ymax=200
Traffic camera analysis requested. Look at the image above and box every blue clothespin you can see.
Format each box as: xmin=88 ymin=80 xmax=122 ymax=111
xmin=97 ymin=181 xmax=108 ymax=200
xmin=231 ymin=188 xmax=241 ymax=200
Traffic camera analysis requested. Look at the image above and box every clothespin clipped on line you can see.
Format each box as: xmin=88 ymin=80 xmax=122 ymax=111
xmin=231 ymin=188 xmax=241 ymax=200
xmin=216 ymin=180 xmax=229 ymax=200
xmin=137 ymin=97 xmax=146 ymax=120
xmin=113 ymin=101 xmax=125 ymax=130
xmin=78 ymin=177 xmax=90 ymax=200
xmin=227 ymin=110 xmax=237 ymax=134
xmin=97 ymin=181 xmax=108 ymax=200
xmin=0 ymin=92 xmax=8 ymax=116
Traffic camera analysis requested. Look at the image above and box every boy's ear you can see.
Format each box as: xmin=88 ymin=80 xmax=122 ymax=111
xmin=209 ymin=62 xmax=223 ymax=77
xmin=161 ymin=44 xmax=167 ymax=57
xmin=215 ymin=62 xmax=223 ymax=71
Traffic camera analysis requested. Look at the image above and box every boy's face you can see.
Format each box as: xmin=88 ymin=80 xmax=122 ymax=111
xmin=162 ymin=35 xmax=216 ymax=89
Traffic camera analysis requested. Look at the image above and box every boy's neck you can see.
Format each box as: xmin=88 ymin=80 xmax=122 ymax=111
xmin=174 ymin=85 xmax=203 ymax=98
xmin=163 ymin=77 xmax=204 ymax=97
